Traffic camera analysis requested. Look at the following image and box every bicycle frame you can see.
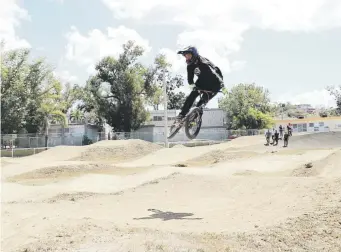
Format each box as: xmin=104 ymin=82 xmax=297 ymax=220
xmin=187 ymin=89 xmax=220 ymax=115
xmin=167 ymin=89 xmax=222 ymax=139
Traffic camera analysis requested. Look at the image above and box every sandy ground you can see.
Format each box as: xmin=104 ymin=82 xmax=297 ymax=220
xmin=1 ymin=132 xmax=341 ymax=252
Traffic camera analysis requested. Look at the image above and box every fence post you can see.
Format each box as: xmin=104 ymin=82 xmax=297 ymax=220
xmin=11 ymin=147 xmax=14 ymax=158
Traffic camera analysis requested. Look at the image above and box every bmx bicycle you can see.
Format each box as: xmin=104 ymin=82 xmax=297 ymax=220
xmin=168 ymin=89 xmax=221 ymax=140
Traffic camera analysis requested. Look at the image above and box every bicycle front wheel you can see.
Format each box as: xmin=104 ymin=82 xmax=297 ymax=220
xmin=168 ymin=123 xmax=182 ymax=139
xmin=184 ymin=108 xmax=202 ymax=140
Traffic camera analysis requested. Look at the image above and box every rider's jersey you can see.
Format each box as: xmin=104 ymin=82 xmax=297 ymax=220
xmin=187 ymin=55 xmax=224 ymax=91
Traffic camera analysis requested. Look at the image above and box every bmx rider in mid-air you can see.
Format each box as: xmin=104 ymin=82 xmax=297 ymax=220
xmin=174 ymin=46 xmax=224 ymax=123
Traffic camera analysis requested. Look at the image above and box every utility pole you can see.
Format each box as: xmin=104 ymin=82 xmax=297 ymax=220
xmin=0 ymin=40 xmax=4 ymax=89
xmin=162 ymin=69 xmax=168 ymax=148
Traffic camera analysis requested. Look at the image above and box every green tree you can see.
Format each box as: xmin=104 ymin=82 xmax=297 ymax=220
xmin=70 ymin=109 xmax=85 ymax=123
xmin=82 ymin=41 xmax=152 ymax=132
xmin=1 ymin=48 xmax=30 ymax=133
xmin=147 ymin=86 xmax=163 ymax=110
xmin=77 ymin=79 xmax=105 ymax=127
xmin=1 ymin=46 xmax=68 ymax=134
xmin=219 ymin=83 xmax=274 ymax=129
xmin=23 ymin=58 xmax=64 ymax=133
xmin=271 ymin=102 xmax=299 ymax=118
xmin=59 ymin=83 xmax=84 ymax=114
xmin=168 ymin=91 xmax=186 ymax=110
xmin=145 ymin=54 xmax=185 ymax=110
xmin=326 ymin=85 xmax=341 ymax=115
xmin=318 ymin=106 xmax=339 ymax=117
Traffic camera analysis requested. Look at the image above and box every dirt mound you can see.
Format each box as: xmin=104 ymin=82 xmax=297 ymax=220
xmin=227 ymin=134 xmax=265 ymax=146
xmin=185 ymin=150 xmax=260 ymax=166
xmin=291 ymin=149 xmax=341 ymax=177
xmin=16 ymin=146 xmax=85 ymax=162
xmin=289 ymin=131 xmax=341 ymax=149
xmin=78 ymin=139 xmax=162 ymax=162
xmin=8 ymin=140 xmax=162 ymax=163
xmin=1 ymin=158 xmax=14 ymax=167
xmin=46 ymin=192 xmax=102 ymax=203
xmin=233 ymin=170 xmax=261 ymax=176
xmin=6 ymin=163 xmax=151 ymax=185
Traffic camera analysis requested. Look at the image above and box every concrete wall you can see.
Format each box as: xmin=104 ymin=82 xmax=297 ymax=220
xmin=131 ymin=125 xmax=155 ymax=142
xmin=201 ymin=109 xmax=227 ymax=127
xmin=135 ymin=125 xmax=228 ymax=143
xmin=147 ymin=109 xmax=227 ymax=128
xmin=274 ymin=116 xmax=341 ymax=133
xmin=48 ymin=124 xmax=100 ymax=146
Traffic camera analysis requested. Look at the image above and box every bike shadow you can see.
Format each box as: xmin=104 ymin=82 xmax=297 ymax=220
xmin=133 ymin=208 xmax=203 ymax=221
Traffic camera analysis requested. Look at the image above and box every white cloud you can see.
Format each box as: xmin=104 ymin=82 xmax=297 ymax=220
xmin=102 ymin=0 xmax=341 ymax=31
xmin=246 ymin=0 xmax=341 ymax=31
xmin=0 ymin=0 xmax=30 ymax=51
xmin=159 ymin=48 xmax=184 ymax=73
xmin=101 ymin=0 xmax=162 ymax=19
xmin=59 ymin=0 xmax=341 ymax=109
xmin=49 ymin=0 xmax=64 ymax=3
xmin=231 ymin=60 xmax=247 ymax=72
xmin=64 ymin=25 xmax=151 ymax=73
xmin=176 ymin=25 xmax=248 ymax=74
xmin=275 ymin=89 xmax=337 ymax=108
xmin=53 ymin=70 xmax=79 ymax=83
xmin=101 ymin=0 xmax=341 ymax=78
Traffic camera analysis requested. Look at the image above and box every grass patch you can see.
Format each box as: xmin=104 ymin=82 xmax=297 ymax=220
xmin=1 ymin=148 xmax=47 ymax=157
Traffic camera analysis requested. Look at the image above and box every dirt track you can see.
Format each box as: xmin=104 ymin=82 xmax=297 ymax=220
xmin=1 ymin=132 xmax=341 ymax=251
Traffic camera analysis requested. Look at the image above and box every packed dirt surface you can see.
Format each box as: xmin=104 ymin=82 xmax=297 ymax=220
xmin=1 ymin=133 xmax=341 ymax=252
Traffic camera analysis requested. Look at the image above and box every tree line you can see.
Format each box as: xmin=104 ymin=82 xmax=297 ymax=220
xmin=1 ymin=41 xmax=187 ymax=134
xmin=1 ymin=40 xmax=340 ymax=135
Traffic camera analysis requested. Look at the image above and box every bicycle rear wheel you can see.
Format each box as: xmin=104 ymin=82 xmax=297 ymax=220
xmin=184 ymin=107 xmax=202 ymax=140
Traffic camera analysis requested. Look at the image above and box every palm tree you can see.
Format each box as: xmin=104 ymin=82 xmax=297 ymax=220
xmin=70 ymin=109 xmax=85 ymax=123
xmin=40 ymin=102 xmax=67 ymax=148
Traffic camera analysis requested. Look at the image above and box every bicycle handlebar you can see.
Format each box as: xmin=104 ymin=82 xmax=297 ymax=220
xmin=196 ymin=89 xmax=223 ymax=93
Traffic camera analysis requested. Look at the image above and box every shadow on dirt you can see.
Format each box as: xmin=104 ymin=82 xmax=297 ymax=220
xmin=133 ymin=208 xmax=203 ymax=221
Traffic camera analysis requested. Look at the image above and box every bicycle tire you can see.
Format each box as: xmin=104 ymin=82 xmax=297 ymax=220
xmin=185 ymin=107 xmax=202 ymax=140
xmin=167 ymin=124 xmax=182 ymax=139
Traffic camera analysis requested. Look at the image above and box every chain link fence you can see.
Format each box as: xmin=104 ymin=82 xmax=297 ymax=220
xmin=1 ymin=147 xmax=51 ymax=158
xmin=1 ymin=129 xmax=267 ymax=146
xmin=101 ymin=129 xmax=266 ymax=143
xmin=1 ymin=129 xmax=268 ymax=158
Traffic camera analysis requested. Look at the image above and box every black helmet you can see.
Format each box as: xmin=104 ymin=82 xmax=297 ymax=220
xmin=177 ymin=46 xmax=199 ymax=65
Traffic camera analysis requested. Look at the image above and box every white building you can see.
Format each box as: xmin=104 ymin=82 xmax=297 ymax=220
xmin=135 ymin=109 xmax=228 ymax=142
xmin=295 ymin=104 xmax=316 ymax=114
xmin=48 ymin=123 xmax=100 ymax=146
xmin=274 ymin=116 xmax=341 ymax=133
xmin=296 ymin=104 xmax=312 ymax=110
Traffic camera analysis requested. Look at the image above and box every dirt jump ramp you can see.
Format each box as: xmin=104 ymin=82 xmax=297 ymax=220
xmin=15 ymin=140 xmax=162 ymax=163
xmin=288 ymin=131 xmax=341 ymax=149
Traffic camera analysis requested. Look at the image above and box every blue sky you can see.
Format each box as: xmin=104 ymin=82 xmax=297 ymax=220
xmin=1 ymin=0 xmax=341 ymax=108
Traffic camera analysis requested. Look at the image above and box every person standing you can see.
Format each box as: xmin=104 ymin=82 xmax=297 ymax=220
xmin=283 ymin=131 xmax=289 ymax=147
xmin=279 ymin=125 xmax=283 ymax=139
xmin=287 ymin=124 xmax=292 ymax=136
xmin=265 ymin=129 xmax=272 ymax=146
xmin=273 ymin=130 xmax=279 ymax=146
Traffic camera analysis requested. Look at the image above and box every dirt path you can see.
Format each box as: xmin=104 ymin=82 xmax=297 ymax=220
xmin=1 ymin=135 xmax=341 ymax=252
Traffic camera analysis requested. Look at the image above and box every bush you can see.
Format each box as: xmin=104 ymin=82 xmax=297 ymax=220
xmin=82 ymin=135 xmax=93 ymax=145
xmin=319 ymin=111 xmax=328 ymax=117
